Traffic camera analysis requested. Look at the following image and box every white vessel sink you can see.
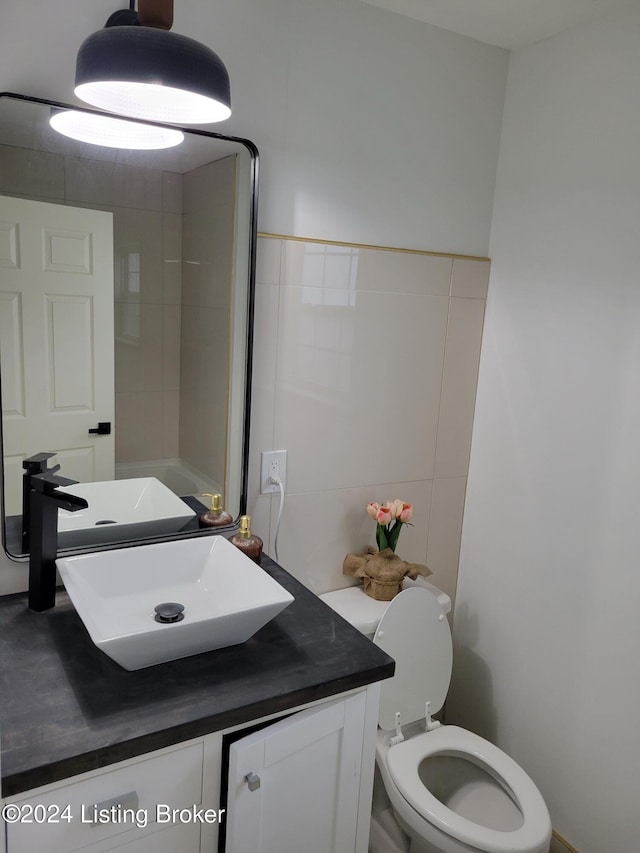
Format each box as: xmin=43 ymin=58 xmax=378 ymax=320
xmin=56 ymin=535 xmax=294 ymax=670
xmin=56 ymin=477 xmax=196 ymax=548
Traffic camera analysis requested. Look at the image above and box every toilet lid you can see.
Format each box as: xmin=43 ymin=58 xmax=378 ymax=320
xmin=374 ymin=587 xmax=453 ymax=731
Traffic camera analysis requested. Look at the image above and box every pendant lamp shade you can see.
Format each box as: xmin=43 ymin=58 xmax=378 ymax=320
xmin=74 ymin=26 xmax=231 ymax=124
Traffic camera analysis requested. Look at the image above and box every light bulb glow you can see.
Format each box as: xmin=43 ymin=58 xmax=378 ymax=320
xmin=75 ymin=81 xmax=231 ymax=125
xmin=50 ymin=110 xmax=184 ymax=150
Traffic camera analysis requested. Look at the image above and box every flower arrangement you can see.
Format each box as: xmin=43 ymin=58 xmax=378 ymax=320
xmin=367 ymin=500 xmax=413 ymax=553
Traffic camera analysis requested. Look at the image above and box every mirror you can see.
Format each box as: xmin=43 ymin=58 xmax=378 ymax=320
xmin=0 ymin=93 xmax=258 ymax=558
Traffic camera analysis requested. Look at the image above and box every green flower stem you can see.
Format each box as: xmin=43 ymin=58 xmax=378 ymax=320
xmin=387 ymin=520 xmax=403 ymax=552
xmin=375 ymin=520 xmax=413 ymax=553
xmin=375 ymin=525 xmax=388 ymax=551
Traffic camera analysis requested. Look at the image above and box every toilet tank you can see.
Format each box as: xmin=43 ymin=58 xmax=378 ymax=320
xmin=319 ymin=578 xmax=451 ymax=639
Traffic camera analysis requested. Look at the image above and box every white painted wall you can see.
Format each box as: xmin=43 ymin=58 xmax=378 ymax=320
xmin=0 ymin=2 xmax=507 ymax=593
xmin=0 ymin=0 xmax=507 ymax=256
xmin=448 ymin=7 xmax=640 ymax=850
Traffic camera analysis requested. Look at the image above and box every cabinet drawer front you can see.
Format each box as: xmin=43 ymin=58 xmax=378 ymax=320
xmin=6 ymin=742 xmax=203 ymax=853
xmin=82 ymin=816 xmax=201 ymax=852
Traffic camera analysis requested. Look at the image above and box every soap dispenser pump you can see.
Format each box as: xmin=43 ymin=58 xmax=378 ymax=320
xmin=230 ymin=515 xmax=263 ymax=564
xmin=199 ymin=493 xmax=233 ymax=528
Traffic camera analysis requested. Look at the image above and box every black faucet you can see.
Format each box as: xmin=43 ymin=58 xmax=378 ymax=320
xmin=22 ymin=453 xmax=61 ymax=553
xmin=28 ymin=473 xmax=88 ymax=612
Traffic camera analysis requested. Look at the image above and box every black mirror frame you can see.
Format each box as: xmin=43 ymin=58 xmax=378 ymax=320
xmin=0 ymin=91 xmax=259 ymax=558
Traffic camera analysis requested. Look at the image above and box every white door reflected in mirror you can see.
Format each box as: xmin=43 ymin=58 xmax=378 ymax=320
xmin=0 ymin=195 xmax=115 ymax=514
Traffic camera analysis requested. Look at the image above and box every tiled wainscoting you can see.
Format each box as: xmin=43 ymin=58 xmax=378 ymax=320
xmin=247 ymin=235 xmax=489 ymax=608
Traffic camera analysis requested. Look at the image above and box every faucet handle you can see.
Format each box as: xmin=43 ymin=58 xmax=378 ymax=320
xmin=23 ymin=452 xmax=60 ymax=476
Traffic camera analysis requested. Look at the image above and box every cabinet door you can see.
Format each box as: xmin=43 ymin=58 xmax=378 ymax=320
xmin=226 ymin=692 xmax=366 ymax=853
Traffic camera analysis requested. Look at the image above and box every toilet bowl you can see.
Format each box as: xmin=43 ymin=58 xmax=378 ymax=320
xmin=319 ymin=584 xmax=551 ymax=853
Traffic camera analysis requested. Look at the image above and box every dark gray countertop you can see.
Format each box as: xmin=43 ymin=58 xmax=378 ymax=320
xmin=0 ymin=555 xmax=394 ymax=797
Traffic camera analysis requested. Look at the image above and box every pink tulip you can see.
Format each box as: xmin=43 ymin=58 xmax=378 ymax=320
xmin=366 ymin=502 xmax=380 ymax=520
xmin=396 ymin=501 xmax=413 ymax=523
xmin=376 ymin=505 xmax=393 ymax=525
xmin=386 ymin=499 xmax=402 ymax=519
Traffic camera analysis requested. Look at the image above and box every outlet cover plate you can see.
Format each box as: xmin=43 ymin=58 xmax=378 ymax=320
xmin=260 ymin=450 xmax=287 ymax=494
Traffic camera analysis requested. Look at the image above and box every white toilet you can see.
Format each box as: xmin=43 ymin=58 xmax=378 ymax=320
xmin=320 ymin=582 xmax=551 ymax=853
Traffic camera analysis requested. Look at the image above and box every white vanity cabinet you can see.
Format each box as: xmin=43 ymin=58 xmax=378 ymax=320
xmin=3 ymin=741 xmax=205 ymax=853
xmin=2 ymin=684 xmax=380 ymax=853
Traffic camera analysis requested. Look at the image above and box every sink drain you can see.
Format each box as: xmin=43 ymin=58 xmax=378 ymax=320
xmin=154 ymin=602 xmax=185 ymax=623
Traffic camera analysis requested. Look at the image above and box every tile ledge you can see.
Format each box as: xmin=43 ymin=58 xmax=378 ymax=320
xmin=257 ymin=232 xmax=489 ymax=263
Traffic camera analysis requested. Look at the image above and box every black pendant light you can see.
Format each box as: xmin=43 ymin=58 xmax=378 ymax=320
xmin=73 ymin=0 xmax=231 ymax=125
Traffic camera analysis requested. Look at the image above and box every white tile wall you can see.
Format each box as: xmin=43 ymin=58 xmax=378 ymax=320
xmin=248 ymin=236 xmax=488 ymax=607
xmin=450 ymin=257 xmax=490 ymax=299
xmin=178 ymin=156 xmax=236 ymax=489
xmin=434 ymin=296 xmax=486 ymax=478
xmin=0 ymin=145 xmax=64 ymax=200
xmin=65 ymin=157 xmax=164 ymax=211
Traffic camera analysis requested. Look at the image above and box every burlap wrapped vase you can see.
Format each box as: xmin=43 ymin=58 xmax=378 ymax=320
xmin=343 ymin=546 xmax=431 ymax=601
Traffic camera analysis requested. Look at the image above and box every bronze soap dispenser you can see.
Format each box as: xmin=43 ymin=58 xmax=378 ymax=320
xmin=199 ymin=493 xmax=233 ymax=528
xmin=230 ymin=515 xmax=263 ymax=564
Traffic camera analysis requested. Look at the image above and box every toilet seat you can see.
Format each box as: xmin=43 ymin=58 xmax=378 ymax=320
xmin=385 ymin=725 xmax=551 ymax=853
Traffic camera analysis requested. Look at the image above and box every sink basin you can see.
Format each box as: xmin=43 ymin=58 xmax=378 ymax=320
xmin=56 ymin=535 xmax=294 ymax=670
xmin=56 ymin=477 xmax=196 ymax=548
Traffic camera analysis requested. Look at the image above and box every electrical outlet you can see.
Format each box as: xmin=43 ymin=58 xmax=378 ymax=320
xmin=260 ymin=450 xmax=287 ymax=494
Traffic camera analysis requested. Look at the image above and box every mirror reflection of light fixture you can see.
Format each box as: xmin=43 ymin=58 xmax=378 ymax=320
xmin=73 ymin=1 xmax=231 ymax=125
xmin=49 ymin=108 xmax=184 ymax=150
